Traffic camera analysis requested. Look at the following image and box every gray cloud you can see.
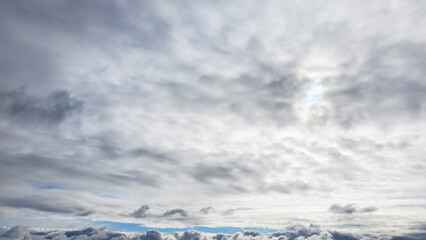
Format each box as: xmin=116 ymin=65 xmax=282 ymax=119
xmin=130 ymin=147 xmax=176 ymax=162
xmin=327 ymin=41 xmax=426 ymax=128
xmin=266 ymin=181 xmax=311 ymax=194
xmin=0 ymin=151 xmax=158 ymax=188
xmin=243 ymin=230 xmax=261 ymax=237
xmin=0 ymin=88 xmax=83 ymax=127
xmin=163 ymin=209 xmax=189 ymax=218
xmin=174 ymin=230 xmax=203 ymax=240
xmin=143 ymin=229 xmax=165 ymax=240
xmin=0 ymin=197 xmax=94 ymax=217
xmin=200 ymin=207 xmax=214 ymax=214
xmin=0 ymin=225 xmax=408 ymax=240
xmin=223 ymin=208 xmax=252 ymax=216
xmin=361 ymin=206 xmax=378 ymax=213
xmin=329 ymin=204 xmax=377 ymax=215
xmin=130 ymin=205 xmax=150 ymax=218
xmin=0 ymin=0 xmax=425 ymax=234
xmin=192 ymin=165 xmax=235 ymax=183
xmin=329 ymin=204 xmax=357 ymax=214
xmin=0 ymin=1 xmax=173 ymax=90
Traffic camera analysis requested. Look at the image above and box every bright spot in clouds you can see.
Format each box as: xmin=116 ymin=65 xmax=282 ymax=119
xmin=305 ymin=81 xmax=326 ymax=104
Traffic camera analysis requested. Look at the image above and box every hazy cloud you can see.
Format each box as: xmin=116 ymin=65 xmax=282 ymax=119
xmin=361 ymin=206 xmax=378 ymax=213
xmin=200 ymin=207 xmax=215 ymax=215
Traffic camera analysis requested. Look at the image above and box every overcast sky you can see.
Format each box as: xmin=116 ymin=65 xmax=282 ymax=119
xmin=0 ymin=0 xmax=425 ymax=239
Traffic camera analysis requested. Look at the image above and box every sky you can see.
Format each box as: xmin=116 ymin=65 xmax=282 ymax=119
xmin=0 ymin=0 xmax=426 ymax=239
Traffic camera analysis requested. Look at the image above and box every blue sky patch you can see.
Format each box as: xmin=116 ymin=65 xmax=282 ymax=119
xmin=95 ymin=221 xmax=282 ymax=234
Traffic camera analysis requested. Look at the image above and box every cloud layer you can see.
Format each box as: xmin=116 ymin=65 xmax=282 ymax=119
xmin=2 ymin=225 xmax=423 ymax=240
xmin=0 ymin=0 xmax=425 ymax=237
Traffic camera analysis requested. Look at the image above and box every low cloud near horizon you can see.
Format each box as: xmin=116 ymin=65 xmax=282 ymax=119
xmin=0 ymin=0 xmax=425 ymax=238
xmin=1 ymin=225 xmax=424 ymax=240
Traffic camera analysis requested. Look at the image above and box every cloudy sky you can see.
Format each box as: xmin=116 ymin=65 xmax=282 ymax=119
xmin=0 ymin=0 xmax=426 ymax=239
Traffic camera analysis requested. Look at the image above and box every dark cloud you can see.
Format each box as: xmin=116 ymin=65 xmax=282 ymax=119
xmin=212 ymin=233 xmax=229 ymax=240
xmin=331 ymin=231 xmax=359 ymax=240
xmin=163 ymin=209 xmax=189 ymax=218
xmin=329 ymin=204 xmax=377 ymax=214
xmin=64 ymin=228 xmax=98 ymax=238
xmin=0 ymin=88 xmax=83 ymax=127
xmin=174 ymin=230 xmax=203 ymax=240
xmin=329 ymin=204 xmax=357 ymax=214
xmin=243 ymin=230 xmax=261 ymax=237
xmin=392 ymin=233 xmax=426 ymax=240
xmin=131 ymin=205 xmax=150 ymax=218
xmin=142 ymin=230 xmax=164 ymax=240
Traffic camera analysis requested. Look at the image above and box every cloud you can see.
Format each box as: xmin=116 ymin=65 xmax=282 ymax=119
xmin=266 ymin=181 xmax=311 ymax=194
xmin=130 ymin=147 xmax=176 ymax=162
xmin=163 ymin=209 xmax=189 ymax=218
xmin=131 ymin=205 xmax=150 ymax=218
xmin=223 ymin=208 xmax=252 ymax=216
xmin=329 ymin=204 xmax=357 ymax=215
xmin=0 ymin=88 xmax=83 ymax=127
xmin=243 ymin=230 xmax=261 ymax=237
xmin=360 ymin=206 xmax=378 ymax=213
xmin=174 ymin=230 xmax=203 ymax=240
xmin=0 ymin=225 xmax=407 ymax=240
xmin=0 ymin=226 xmax=30 ymax=239
xmin=0 ymin=197 xmax=94 ymax=217
xmin=0 ymin=0 xmax=425 ymax=234
xmin=192 ymin=165 xmax=236 ymax=183
xmin=0 ymin=151 xmax=158 ymax=189
xmin=328 ymin=204 xmax=377 ymax=215
xmin=327 ymin=41 xmax=426 ymax=128
xmin=143 ymin=229 xmax=166 ymax=240
xmin=200 ymin=207 xmax=214 ymax=214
